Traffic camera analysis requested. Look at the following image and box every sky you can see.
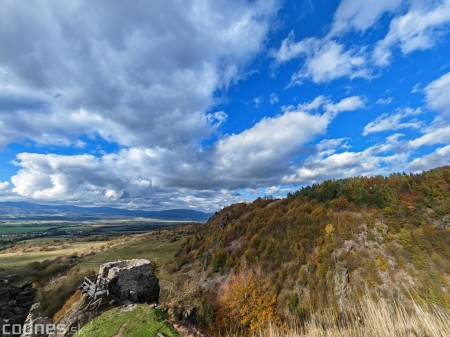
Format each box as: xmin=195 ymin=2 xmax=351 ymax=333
xmin=0 ymin=0 xmax=450 ymax=211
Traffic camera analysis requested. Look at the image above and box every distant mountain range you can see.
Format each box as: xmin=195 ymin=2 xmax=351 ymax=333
xmin=0 ymin=201 xmax=212 ymax=221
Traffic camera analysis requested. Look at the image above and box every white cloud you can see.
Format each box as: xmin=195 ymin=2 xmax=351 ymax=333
xmin=274 ymin=33 xmax=369 ymax=84
xmin=10 ymin=96 xmax=365 ymax=208
xmin=363 ymin=108 xmax=422 ymax=135
xmin=376 ymin=97 xmax=393 ymax=105
xmin=0 ymin=181 xmax=9 ymax=191
xmin=214 ymin=109 xmax=330 ymax=181
xmin=10 ymin=150 xmax=246 ymax=211
xmin=331 ymin=0 xmax=404 ymax=35
xmin=409 ymin=125 xmax=450 ymax=147
xmin=424 ymin=71 xmax=450 ymax=118
xmin=0 ymin=0 xmax=279 ymax=148
xmin=283 ymin=134 xmax=410 ymax=184
xmin=253 ymin=96 xmax=263 ymax=108
xmin=324 ymin=96 xmax=366 ymax=115
xmin=410 ymin=71 xmax=450 ymax=147
xmin=214 ymin=96 xmax=364 ymax=183
xmin=374 ymin=0 xmax=450 ymax=66
xmin=409 ymin=145 xmax=450 ymax=171
xmin=269 ymin=93 xmax=279 ymax=104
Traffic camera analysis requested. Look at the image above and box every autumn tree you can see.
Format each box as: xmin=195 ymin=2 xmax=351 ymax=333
xmin=219 ymin=270 xmax=279 ymax=331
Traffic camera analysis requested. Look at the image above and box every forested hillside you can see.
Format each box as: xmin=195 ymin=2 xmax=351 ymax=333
xmin=173 ymin=166 xmax=450 ymax=332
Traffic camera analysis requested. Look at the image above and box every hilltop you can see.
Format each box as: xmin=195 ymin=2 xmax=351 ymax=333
xmin=172 ymin=166 xmax=450 ymax=333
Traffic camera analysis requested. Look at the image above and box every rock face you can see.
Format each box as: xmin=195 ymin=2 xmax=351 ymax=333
xmin=98 ymin=259 xmax=160 ymax=304
xmin=20 ymin=303 xmax=52 ymax=337
xmin=0 ymin=276 xmax=36 ymax=337
xmin=49 ymin=259 xmax=160 ymax=336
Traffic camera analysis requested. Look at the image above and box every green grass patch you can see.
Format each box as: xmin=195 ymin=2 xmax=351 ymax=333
xmin=74 ymin=305 xmax=180 ymax=337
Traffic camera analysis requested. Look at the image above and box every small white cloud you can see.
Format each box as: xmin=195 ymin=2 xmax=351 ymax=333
xmin=269 ymin=93 xmax=279 ymax=105
xmin=363 ymin=108 xmax=422 ymax=135
xmin=0 ymin=181 xmax=9 ymax=191
xmin=266 ymin=186 xmax=280 ymax=194
xmin=294 ymin=95 xmax=365 ymax=115
xmin=253 ymin=96 xmax=263 ymax=108
xmin=278 ymin=37 xmax=369 ymax=84
xmin=376 ymin=97 xmax=393 ymax=105
xmin=324 ymin=96 xmax=366 ymax=116
xmin=206 ymin=111 xmax=228 ymax=127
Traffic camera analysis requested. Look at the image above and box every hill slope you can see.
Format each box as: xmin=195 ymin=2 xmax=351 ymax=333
xmin=174 ymin=166 xmax=450 ymax=328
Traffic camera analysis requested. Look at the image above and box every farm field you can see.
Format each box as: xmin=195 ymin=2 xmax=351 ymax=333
xmin=0 ymin=240 xmax=106 ymax=268
xmin=0 ymin=219 xmax=185 ymax=237
xmin=0 ymin=229 xmax=186 ymax=279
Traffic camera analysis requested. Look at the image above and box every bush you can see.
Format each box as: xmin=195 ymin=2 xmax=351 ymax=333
xmin=212 ymin=250 xmax=227 ymax=272
xmin=219 ymin=270 xmax=279 ymax=331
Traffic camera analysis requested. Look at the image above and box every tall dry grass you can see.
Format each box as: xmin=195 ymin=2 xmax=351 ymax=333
xmin=224 ymin=296 xmax=450 ymax=337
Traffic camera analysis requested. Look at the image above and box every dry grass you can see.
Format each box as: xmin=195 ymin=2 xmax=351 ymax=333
xmin=224 ymin=296 xmax=450 ymax=337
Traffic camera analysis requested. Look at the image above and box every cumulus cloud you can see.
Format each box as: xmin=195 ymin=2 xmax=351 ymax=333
xmin=0 ymin=0 xmax=279 ymax=148
xmin=10 ymin=96 xmax=364 ymax=209
xmin=274 ymin=33 xmax=369 ymax=84
xmin=374 ymin=0 xmax=450 ymax=66
xmin=363 ymin=108 xmax=422 ymax=135
xmin=10 ymin=150 xmax=246 ymax=211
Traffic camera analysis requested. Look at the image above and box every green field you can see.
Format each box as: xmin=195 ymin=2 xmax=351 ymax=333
xmin=0 ymin=219 xmax=179 ymax=236
xmin=0 ymin=225 xmax=55 ymax=234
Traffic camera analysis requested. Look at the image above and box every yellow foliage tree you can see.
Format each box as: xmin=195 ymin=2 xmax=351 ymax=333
xmin=219 ymin=270 xmax=278 ymax=331
xmin=324 ymin=223 xmax=335 ymax=236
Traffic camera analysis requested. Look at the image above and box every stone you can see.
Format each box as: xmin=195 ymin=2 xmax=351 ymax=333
xmin=18 ymin=300 xmax=35 ymax=308
xmin=20 ymin=303 xmax=53 ymax=337
xmin=98 ymin=259 xmax=160 ymax=304
xmin=0 ymin=279 xmax=36 ymax=335
xmin=334 ymin=263 xmax=349 ymax=313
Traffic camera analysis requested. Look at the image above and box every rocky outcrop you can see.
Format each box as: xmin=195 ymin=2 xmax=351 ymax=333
xmin=0 ymin=276 xmax=36 ymax=337
xmin=20 ymin=303 xmax=52 ymax=337
xmin=99 ymin=259 xmax=159 ymax=304
xmin=48 ymin=259 xmax=160 ymax=336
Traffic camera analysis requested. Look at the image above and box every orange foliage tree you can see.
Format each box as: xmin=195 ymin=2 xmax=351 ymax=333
xmin=219 ymin=270 xmax=279 ymax=331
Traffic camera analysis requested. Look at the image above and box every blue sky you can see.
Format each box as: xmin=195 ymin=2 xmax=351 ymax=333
xmin=0 ymin=0 xmax=450 ymax=211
